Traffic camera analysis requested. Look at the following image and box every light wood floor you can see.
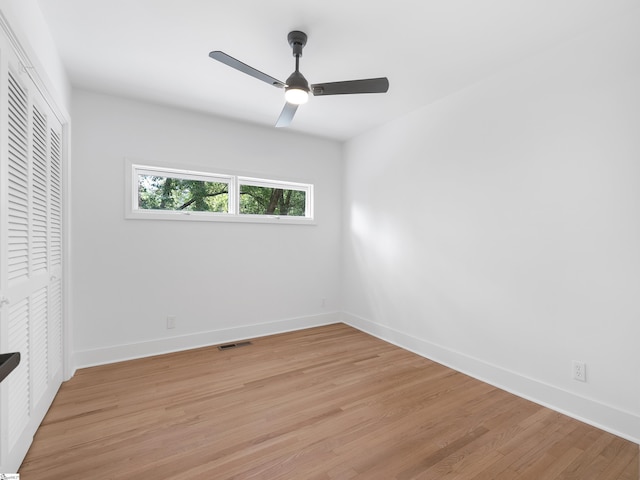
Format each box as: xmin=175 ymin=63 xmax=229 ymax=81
xmin=20 ymin=324 xmax=638 ymax=479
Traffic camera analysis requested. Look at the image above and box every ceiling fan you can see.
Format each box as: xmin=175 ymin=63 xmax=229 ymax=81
xmin=209 ymin=31 xmax=389 ymax=128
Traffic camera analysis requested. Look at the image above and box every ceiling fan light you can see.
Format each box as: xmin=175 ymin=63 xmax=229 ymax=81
xmin=285 ymin=87 xmax=309 ymax=105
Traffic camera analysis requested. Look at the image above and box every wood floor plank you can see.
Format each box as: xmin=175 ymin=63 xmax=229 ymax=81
xmin=18 ymin=323 xmax=638 ymax=479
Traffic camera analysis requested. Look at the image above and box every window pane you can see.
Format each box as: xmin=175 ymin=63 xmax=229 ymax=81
xmin=239 ymin=185 xmax=306 ymax=216
xmin=137 ymin=174 xmax=229 ymax=213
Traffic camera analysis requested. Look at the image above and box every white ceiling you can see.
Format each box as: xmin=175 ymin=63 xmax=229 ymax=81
xmin=37 ymin=0 xmax=637 ymax=141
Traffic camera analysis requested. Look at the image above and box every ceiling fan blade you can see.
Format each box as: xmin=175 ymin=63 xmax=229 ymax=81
xmin=311 ymin=77 xmax=389 ymax=96
xmin=275 ymin=102 xmax=298 ymax=128
xmin=209 ymin=51 xmax=286 ymax=88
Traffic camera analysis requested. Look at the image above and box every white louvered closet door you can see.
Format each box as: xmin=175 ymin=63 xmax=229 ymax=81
xmin=0 ymin=30 xmax=65 ymax=473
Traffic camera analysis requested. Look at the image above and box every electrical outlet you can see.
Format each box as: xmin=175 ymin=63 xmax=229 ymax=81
xmin=167 ymin=315 xmax=176 ymax=329
xmin=321 ymin=298 xmax=326 ymax=308
xmin=572 ymin=360 xmax=586 ymax=382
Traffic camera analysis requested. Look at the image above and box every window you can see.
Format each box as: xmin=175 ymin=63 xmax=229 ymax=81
xmin=127 ymin=162 xmax=314 ymax=223
xmin=135 ymin=167 xmax=232 ymax=214
xmin=239 ymin=177 xmax=309 ymax=217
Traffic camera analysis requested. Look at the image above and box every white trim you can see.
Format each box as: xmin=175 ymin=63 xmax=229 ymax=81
xmin=341 ymin=311 xmax=640 ymax=444
xmin=73 ymin=312 xmax=341 ymax=369
xmin=61 ymin=120 xmax=74 ymax=381
xmin=237 ymin=176 xmax=310 ymax=190
xmin=125 ymin=208 xmax=316 ymax=225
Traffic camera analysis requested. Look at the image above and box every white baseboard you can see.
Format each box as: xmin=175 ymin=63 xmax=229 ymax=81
xmin=342 ymin=312 xmax=640 ymax=444
xmin=73 ymin=312 xmax=341 ymax=370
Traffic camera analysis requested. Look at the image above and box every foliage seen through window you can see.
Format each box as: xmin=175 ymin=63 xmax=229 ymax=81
xmin=240 ymin=184 xmax=306 ymax=216
xmin=138 ymin=175 xmax=229 ymax=213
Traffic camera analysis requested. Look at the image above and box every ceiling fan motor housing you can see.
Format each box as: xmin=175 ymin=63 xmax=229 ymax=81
xmin=286 ymin=70 xmax=309 ymax=91
xmin=288 ymin=31 xmax=307 ymax=57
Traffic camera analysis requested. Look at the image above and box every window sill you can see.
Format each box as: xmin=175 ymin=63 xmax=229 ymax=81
xmin=125 ymin=210 xmax=316 ymax=225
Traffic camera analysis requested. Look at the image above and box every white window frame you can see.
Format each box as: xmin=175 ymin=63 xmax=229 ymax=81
xmin=131 ymin=164 xmax=235 ymax=215
xmin=237 ymin=176 xmax=313 ymax=220
xmin=125 ymin=161 xmax=315 ymax=224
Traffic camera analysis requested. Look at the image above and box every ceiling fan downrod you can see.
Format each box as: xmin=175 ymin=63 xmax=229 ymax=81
xmin=285 ymin=31 xmax=310 ymax=103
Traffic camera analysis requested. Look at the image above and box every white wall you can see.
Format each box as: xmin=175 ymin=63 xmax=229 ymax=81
xmin=342 ymin=9 xmax=640 ymax=442
xmin=71 ymin=90 xmax=343 ymax=367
